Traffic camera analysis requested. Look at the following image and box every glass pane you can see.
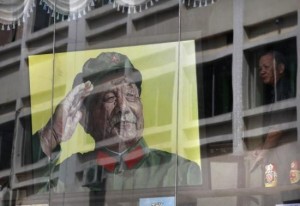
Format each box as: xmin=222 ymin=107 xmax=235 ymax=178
xmin=31 ymin=0 xmax=199 ymax=205
xmin=244 ymin=1 xmax=299 ymax=206
xmin=198 ymin=56 xmax=233 ymax=118
xmin=0 ymin=0 xmax=55 ymax=205
xmin=245 ymin=38 xmax=297 ymax=107
xmin=180 ymin=0 xmax=234 ymax=205
xmin=1 ymin=0 xmax=299 ymax=205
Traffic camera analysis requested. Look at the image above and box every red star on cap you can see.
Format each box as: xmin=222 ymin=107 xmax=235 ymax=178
xmin=111 ymin=55 xmax=120 ymax=64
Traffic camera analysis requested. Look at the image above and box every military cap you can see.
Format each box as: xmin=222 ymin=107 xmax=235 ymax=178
xmin=73 ymin=52 xmax=142 ymax=95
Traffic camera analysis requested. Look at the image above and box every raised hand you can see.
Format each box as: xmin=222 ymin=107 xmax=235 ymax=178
xmin=39 ymin=81 xmax=93 ymax=156
xmin=250 ymin=150 xmax=266 ymax=173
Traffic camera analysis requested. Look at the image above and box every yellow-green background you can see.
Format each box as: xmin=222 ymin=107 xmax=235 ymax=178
xmin=29 ymin=41 xmax=201 ymax=166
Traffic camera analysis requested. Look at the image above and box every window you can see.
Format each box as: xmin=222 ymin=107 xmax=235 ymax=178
xmin=197 ymin=56 xmax=233 ymax=118
xmin=245 ymin=38 xmax=297 ymax=108
xmin=21 ymin=117 xmax=34 ymax=165
xmin=0 ymin=121 xmax=14 ymax=170
xmin=33 ymin=0 xmax=112 ymax=32
xmin=0 ymin=25 xmax=23 ymax=46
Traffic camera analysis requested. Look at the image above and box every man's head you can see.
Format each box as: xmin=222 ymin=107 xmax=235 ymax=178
xmin=258 ymin=51 xmax=286 ymax=86
xmin=73 ymin=52 xmax=144 ymax=151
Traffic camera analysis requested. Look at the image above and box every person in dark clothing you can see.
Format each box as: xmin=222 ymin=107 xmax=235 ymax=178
xmin=260 ymin=50 xmax=292 ymax=104
xmin=251 ymin=50 xmax=299 ymax=205
xmin=251 ymin=51 xmax=293 ymax=171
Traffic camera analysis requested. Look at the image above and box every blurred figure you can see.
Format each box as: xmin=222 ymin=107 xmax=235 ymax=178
xmin=251 ymin=50 xmax=299 ymax=205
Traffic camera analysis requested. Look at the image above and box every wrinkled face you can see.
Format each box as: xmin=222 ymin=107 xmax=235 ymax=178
xmin=258 ymin=54 xmax=279 ymax=86
xmin=88 ymin=77 xmax=144 ymax=147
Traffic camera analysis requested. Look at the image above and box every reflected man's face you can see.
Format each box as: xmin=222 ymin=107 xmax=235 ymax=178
xmin=88 ymin=76 xmax=144 ymax=149
xmin=258 ymin=54 xmax=280 ymax=86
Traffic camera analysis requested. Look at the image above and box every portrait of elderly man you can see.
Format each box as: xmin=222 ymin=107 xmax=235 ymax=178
xmin=32 ymin=52 xmax=202 ymax=192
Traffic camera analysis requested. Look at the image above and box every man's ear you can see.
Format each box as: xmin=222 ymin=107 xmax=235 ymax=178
xmin=277 ymin=63 xmax=285 ymax=75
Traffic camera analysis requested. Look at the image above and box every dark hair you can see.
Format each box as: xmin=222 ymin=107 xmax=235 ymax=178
xmin=259 ymin=50 xmax=287 ymax=68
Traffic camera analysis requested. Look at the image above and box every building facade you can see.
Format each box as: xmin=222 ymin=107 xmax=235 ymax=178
xmin=0 ymin=0 xmax=299 ymax=205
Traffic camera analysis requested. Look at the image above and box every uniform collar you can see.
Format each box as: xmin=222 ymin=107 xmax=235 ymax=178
xmin=96 ymin=138 xmax=149 ymax=172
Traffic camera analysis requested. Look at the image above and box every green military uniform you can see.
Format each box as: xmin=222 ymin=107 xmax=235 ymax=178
xmin=33 ymin=134 xmax=202 ymax=192
xmin=83 ymin=138 xmax=201 ymax=190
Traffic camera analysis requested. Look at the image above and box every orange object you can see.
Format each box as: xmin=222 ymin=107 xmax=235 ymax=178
xmin=265 ymin=163 xmax=278 ymax=187
xmin=290 ymin=160 xmax=300 ymax=184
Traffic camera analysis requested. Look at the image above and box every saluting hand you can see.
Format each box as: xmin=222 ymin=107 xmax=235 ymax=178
xmin=39 ymin=81 xmax=93 ymax=156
